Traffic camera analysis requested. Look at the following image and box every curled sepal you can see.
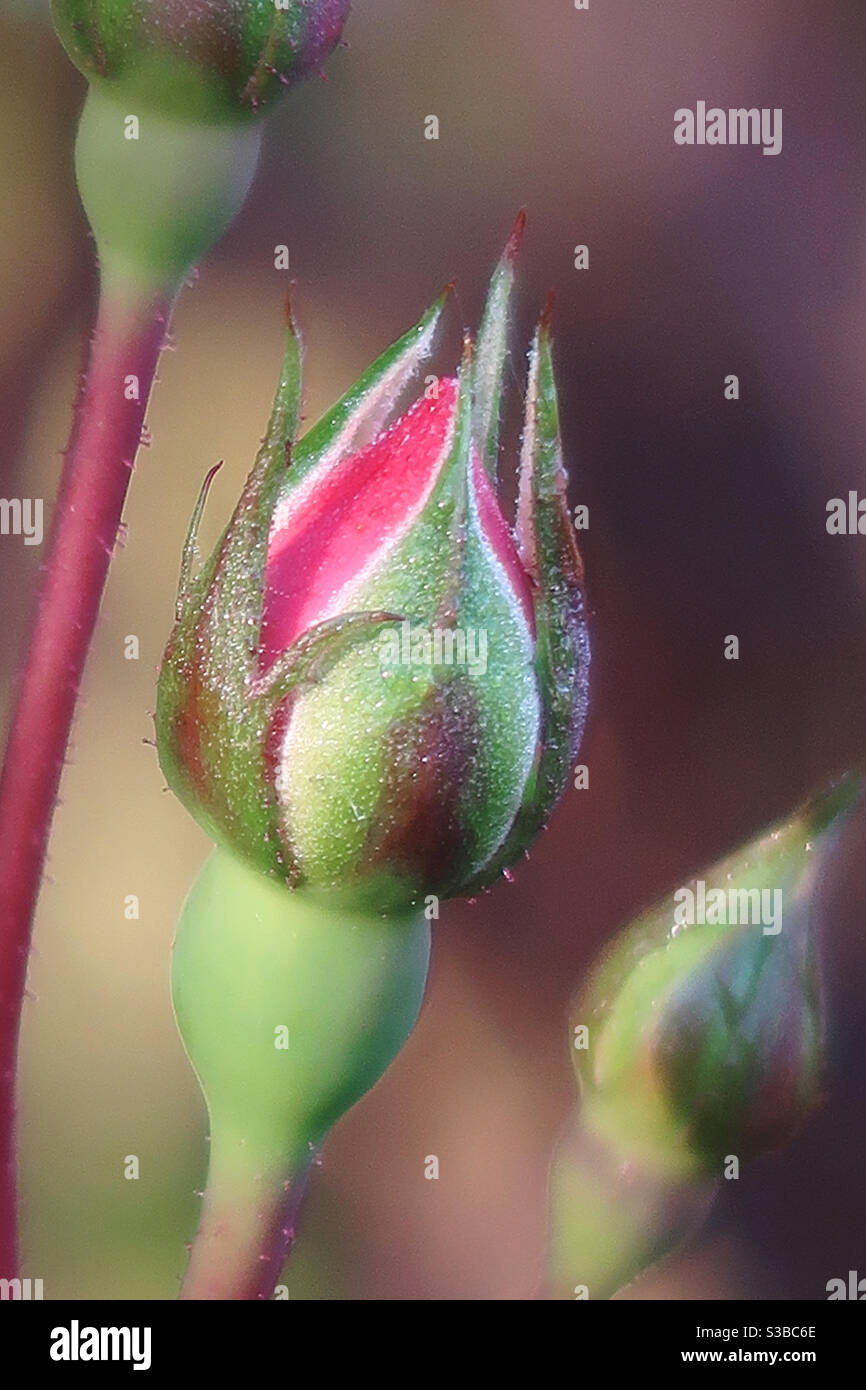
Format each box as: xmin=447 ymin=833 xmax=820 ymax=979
xmin=177 ymin=461 xmax=223 ymax=622
xmin=158 ymin=605 xmax=400 ymax=885
xmin=252 ymin=611 xmax=403 ymax=704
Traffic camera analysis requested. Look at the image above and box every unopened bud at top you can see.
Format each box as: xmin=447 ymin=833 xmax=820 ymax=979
xmin=51 ymin=0 xmax=351 ymax=121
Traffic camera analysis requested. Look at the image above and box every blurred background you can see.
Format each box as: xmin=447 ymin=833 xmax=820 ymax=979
xmin=2 ymin=0 xmax=866 ymax=1299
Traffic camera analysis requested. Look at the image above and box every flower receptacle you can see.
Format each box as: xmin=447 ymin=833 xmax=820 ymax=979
xmin=172 ymin=847 xmax=431 ymax=1297
xmin=74 ymin=85 xmax=262 ymax=300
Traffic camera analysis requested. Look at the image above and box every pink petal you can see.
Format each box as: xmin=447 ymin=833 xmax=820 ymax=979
xmin=261 ymin=380 xmax=459 ymax=664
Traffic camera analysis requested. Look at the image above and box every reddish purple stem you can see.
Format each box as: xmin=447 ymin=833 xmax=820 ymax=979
xmin=179 ymin=1159 xmax=313 ymax=1301
xmin=0 ymin=286 xmax=172 ymax=1276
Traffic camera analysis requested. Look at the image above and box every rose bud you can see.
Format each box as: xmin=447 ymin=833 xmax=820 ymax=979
xmin=51 ymin=0 xmax=351 ymax=120
xmin=571 ymin=779 xmax=858 ymax=1181
xmin=51 ymin=2 xmax=351 ymax=298
xmin=547 ymin=779 xmax=858 ymax=1299
xmin=156 ymin=220 xmax=590 ymax=912
xmin=160 ymin=225 xmax=590 ymax=1297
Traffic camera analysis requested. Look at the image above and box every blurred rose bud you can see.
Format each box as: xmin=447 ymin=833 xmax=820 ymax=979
xmin=156 ymin=221 xmax=590 ymax=911
xmin=51 ymin=0 xmax=351 ymax=120
xmin=570 ymin=780 xmax=858 ymax=1180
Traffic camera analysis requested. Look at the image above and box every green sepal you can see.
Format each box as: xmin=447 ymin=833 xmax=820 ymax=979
xmin=180 ymin=301 xmax=302 ymax=664
xmin=518 ymin=304 xmax=590 ymax=809
xmin=284 ymin=288 xmax=450 ymax=496
xmin=460 ymin=306 xmax=590 ymax=892
xmin=472 ymin=211 xmax=524 ymax=481
xmin=251 ymin=611 xmax=404 ymax=705
xmin=273 ymin=339 xmax=541 ymax=906
xmin=157 ymin=290 xmax=456 ymax=890
xmin=414 ymin=336 xmax=474 ymax=594
xmin=177 ymin=461 xmax=223 ymax=622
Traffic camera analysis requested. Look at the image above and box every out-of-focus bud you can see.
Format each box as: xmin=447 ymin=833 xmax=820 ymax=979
xmin=571 ymin=782 xmax=856 ymax=1180
xmin=547 ymin=779 xmax=858 ymax=1299
xmin=51 ymin=0 xmax=351 ymax=120
xmin=156 ymin=220 xmax=590 ymax=911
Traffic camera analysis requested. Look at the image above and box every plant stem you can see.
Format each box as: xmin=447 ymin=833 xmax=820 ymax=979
xmin=179 ymin=1142 xmax=314 ymax=1300
xmin=546 ymin=1113 xmax=715 ymax=1300
xmin=0 ymin=274 xmax=173 ymax=1276
xmin=171 ymin=849 xmax=431 ymax=1301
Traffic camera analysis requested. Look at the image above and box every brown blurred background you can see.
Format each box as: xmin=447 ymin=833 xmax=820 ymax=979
xmin=1 ymin=0 xmax=866 ymax=1299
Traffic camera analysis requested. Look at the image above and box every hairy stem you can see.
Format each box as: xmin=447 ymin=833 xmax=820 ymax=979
xmin=0 ymin=275 xmax=173 ymax=1275
xmin=171 ymin=849 xmax=431 ymax=1301
xmin=180 ymin=1141 xmax=314 ymax=1300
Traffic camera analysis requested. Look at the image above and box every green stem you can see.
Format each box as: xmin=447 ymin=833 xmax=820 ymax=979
xmin=180 ymin=1140 xmax=313 ymax=1301
xmin=546 ymin=1114 xmax=715 ymax=1300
